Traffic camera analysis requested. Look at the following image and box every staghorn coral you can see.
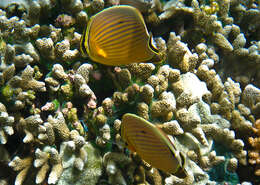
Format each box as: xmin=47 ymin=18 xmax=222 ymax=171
xmin=8 ymin=111 xmax=102 ymax=185
xmin=21 ymin=114 xmax=44 ymax=143
xmin=8 ymin=113 xmax=65 ymax=184
xmin=0 ymin=7 xmax=82 ymax=70
xmin=54 ymin=39 xmax=80 ymax=63
xmin=0 ymin=64 xmax=45 ymax=112
xmin=20 ymin=65 xmax=45 ymax=92
xmin=8 ymin=112 xmax=100 ymax=184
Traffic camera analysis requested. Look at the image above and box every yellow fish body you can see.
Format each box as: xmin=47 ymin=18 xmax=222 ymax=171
xmin=121 ymin=113 xmax=187 ymax=178
xmin=80 ymin=5 xmax=162 ymax=66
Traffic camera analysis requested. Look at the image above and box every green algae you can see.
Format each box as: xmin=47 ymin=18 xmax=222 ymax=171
xmin=1 ymin=85 xmax=13 ymax=102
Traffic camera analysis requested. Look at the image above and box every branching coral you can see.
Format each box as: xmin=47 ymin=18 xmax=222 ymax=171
xmin=167 ymin=32 xmax=198 ymax=73
xmin=0 ymin=1 xmax=97 ymax=185
xmin=9 ymin=115 xmax=96 ymax=185
xmin=196 ymin=65 xmax=254 ymax=136
xmin=84 ymin=62 xmax=246 ymax=184
xmin=44 ymin=63 xmax=96 ymax=109
xmin=34 ymin=146 xmax=62 ymax=184
xmin=21 ymin=114 xmax=44 ymax=143
xmin=0 ymin=102 xmax=14 ymax=144
xmin=9 ymin=156 xmax=33 ymax=185
xmin=103 ymin=152 xmax=135 ymax=185
xmin=9 ymin=146 xmax=63 ymax=185
xmin=157 ymin=0 xmax=260 ymax=88
xmin=1 ymin=0 xmax=260 ymax=184
xmin=58 ymin=141 xmax=102 ymax=185
xmin=248 ymin=119 xmax=260 ymax=176
xmin=59 ymin=130 xmax=87 ymax=171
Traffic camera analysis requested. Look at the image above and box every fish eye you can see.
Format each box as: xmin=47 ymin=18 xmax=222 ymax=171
xmin=141 ymin=130 xmax=146 ymax=134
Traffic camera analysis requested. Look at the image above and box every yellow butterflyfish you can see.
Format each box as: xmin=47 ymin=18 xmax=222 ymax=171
xmin=80 ymin=5 xmax=162 ymax=66
xmin=121 ymin=113 xmax=187 ymax=178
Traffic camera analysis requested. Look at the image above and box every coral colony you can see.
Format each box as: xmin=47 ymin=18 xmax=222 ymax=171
xmin=0 ymin=0 xmax=260 ymax=185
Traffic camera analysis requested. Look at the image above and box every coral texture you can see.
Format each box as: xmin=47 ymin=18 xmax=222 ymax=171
xmin=0 ymin=0 xmax=260 ymax=184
